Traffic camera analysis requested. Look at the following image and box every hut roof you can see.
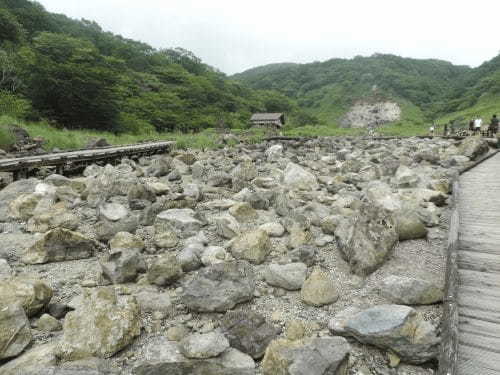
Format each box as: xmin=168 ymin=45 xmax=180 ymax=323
xmin=250 ymin=113 xmax=284 ymax=121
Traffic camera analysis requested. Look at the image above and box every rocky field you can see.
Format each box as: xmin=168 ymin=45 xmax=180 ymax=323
xmin=0 ymin=136 xmax=493 ymax=375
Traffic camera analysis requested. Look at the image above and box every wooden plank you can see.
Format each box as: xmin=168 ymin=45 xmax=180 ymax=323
xmin=458 ymin=345 xmax=500 ymax=373
xmin=458 ymin=250 xmax=500 ymax=273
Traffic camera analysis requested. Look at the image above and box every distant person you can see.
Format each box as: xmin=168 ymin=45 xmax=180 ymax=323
xmin=429 ymin=125 xmax=435 ymax=136
xmin=450 ymin=121 xmax=455 ymax=135
xmin=489 ymin=114 xmax=499 ymax=136
xmin=474 ymin=117 xmax=482 ymax=135
xmin=469 ymin=119 xmax=474 ymax=134
xmin=444 ymin=123 xmax=448 ymax=136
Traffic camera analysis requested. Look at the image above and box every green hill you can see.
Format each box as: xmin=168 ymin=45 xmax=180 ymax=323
xmin=232 ymin=54 xmax=476 ymax=127
xmin=0 ymin=0 xmax=314 ymax=135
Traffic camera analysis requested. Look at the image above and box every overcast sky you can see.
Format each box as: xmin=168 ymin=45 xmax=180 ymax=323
xmin=38 ymin=0 xmax=500 ymax=75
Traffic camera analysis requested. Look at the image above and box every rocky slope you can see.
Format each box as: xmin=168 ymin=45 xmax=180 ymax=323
xmin=0 ymin=136 xmax=492 ymax=375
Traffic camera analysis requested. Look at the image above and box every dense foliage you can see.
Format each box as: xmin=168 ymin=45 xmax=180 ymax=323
xmin=0 ymin=0 xmax=314 ymax=133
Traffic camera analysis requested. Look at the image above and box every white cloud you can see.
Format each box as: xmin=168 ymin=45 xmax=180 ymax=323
xmin=38 ymin=0 xmax=500 ymax=74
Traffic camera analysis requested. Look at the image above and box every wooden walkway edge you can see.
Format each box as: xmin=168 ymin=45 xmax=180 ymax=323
xmin=439 ymin=150 xmax=500 ymax=375
xmin=0 ymin=141 xmax=175 ymax=179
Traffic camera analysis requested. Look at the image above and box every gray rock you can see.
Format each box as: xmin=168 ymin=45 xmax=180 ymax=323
xmin=0 ymin=258 xmax=12 ymax=279
xmin=301 ymin=268 xmax=339 ymax=306
xmin=181 ymin=261 xmax=255 ymax=312
xmin=0 ymin=303 xmax=32 ymax=360
xmin=95 ymin=215 xmax=139 ymax=241
xmin=328 ymin=306 xmax=363 ymax=336
xmin=394 ymin=165 xmax=420 ymax=188
xmin=180 ymin=331 xmax=229 ymax=359
xmin=201 ymin=246 xmax=227 ymax=266
xmin=23 ymin=228 xmax=96 ymax=264
xmin=109 ymin=232 xmax=144 ymax=252
xmin=156 ymin=209 xmax=203 ymax=238
xmin=213 ymin=214 xmax=240 ymax=239
xmin=230 ymin=229 xmax=271 ymax=264
xmin=378 ymin=275 xmax=444 ymax=305
xmin=36 ymin=313 xmax=62 ymax=332
xmin=262 ymin=337 xmax=350 ymax=375
xmin=458 ymin=137 xmax=489 ymax=160
xmin=26 ymin=202 xmax=79 ymax=233
xmin=259 ymin=222 xmax=285 ymax=237
xmin=0 ymin=178 xmax=39 ymax=222
xmin=394 ymin=211 xmax=428 ymax=240
xmin=177 ymin=243 xmax=203 ymax=272
xmin=344 ymin=304 xmax=439 ymax=364
xmin=58 ymin=288 xmax=141 ymax=360
xmin=147 ymin=253 xmax=183 ymax=286
xmin=99 ymin=249 xmax=144 ymax=284
xmin=0 ymin=276 xmax=53 ymax=317
xmin=135 ymin=290 xmax=173 ymax=315
xmin=264 ymin=263 xmax=307 ymax=290
xmin=221 ymin=311 xmax=281 ymax=359
xmin=266 ymin=144 xmax=283 ymax=161
xmin=98 ymin=203 xmax=129 ymax=222
xmin=282 ymin=162 xmax=319 ymax=191
xmin=335 ymin=203 xmax=397 ymax=276
xmin=289 ymin=245 xmax=317 ymax=266
xmin=0 ymin=343 xmax=57 ymax=375
xmin=229 ymin=202 xmax=257 ymax=223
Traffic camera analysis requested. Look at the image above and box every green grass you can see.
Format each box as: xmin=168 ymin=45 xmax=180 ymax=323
xmin=437 ymin=93 xmax=500 ymax=126
xmin=284 ymin=125 xmax=367 ymax=137
xmin=377 ymin=121 xmax=430 ymax=136
xmin=0 ymin=116 xmax=271 ymax=151
xmin=0 ymin=125 xmax=15 ymax=150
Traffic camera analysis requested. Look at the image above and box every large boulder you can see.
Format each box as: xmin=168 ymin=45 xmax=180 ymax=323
xmin=282 ymin=162 xmax=319 ymax=191
xmin=230 ymin=229 xmax=271 ymax=264
xmin=0 ymin=304 xmax=32 ymax=360
xmin=22 ymin=228 xmax=96 ymax=264
xmin=378 ymin=276 xmax=444 ymax=305
xmin=58 ymin=288 xmax=141 ymax=360
xmin=300 ymin=267 xmax=339 ymax=306
xmin=26 ymin=202 xmax=79 ymax=233
xmin=344 ymin=304 xmax=439 ymax=364
xmin=262 ymin=337 xmax=350 ymax=375
xmin=181 ymin=261 xmax=255 ymax=312
xmin=221 ymin=311 xmax=281 ymax=359
xmin=458 ymin=137 xmax=489 ymax=160
xmin=335 ymin=204 xmax=398 ymax=276
xmin=0 ymin=276 xmax=53 ymax=316
xmin=264 ymin=263 xmax=307 ymax=291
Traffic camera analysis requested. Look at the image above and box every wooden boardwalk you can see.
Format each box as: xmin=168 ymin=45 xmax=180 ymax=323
xmin=456 ymin=152 xmax=500 ymax=374
xmin=0 ymin=141 xmax=174 ymax=179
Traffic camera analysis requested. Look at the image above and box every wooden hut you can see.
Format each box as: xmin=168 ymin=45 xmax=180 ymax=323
xmin=250 ymin=113 xmax=285 ymax=129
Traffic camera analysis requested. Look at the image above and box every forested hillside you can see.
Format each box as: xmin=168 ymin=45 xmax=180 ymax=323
xmin=0 ymin=0 xmax=314 ymax=134
xmin=233 ymin=54 xmax=476 ymax=125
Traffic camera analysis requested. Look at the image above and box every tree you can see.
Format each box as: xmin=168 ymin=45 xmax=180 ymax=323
xmin=24 ymin=32 xmax=121 ymax=131
xmin=0 ymin=8 xmax=24 ymax=44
